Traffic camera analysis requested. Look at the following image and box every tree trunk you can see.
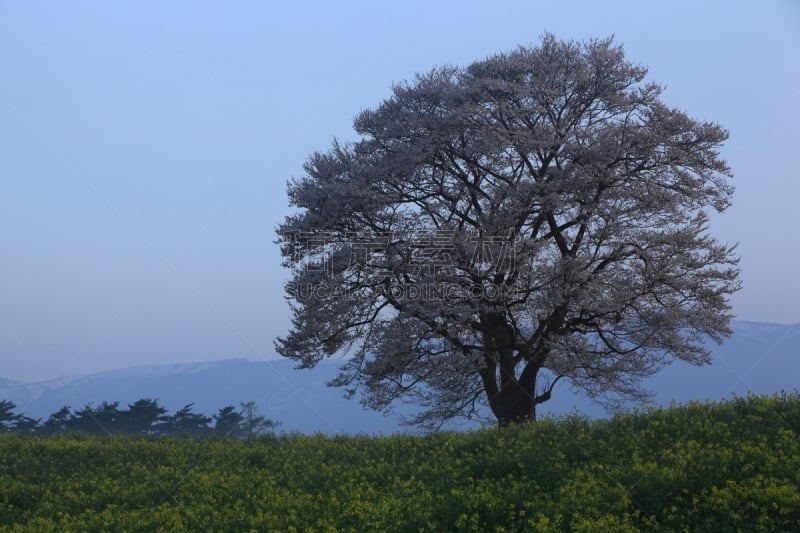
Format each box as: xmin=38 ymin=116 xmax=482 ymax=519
xmin=491 ymin=381 xmax=536 ymax=426
xmin=488 ymin=363 xmax=545 ymax=426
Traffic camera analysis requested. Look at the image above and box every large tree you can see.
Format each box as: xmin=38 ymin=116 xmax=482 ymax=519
xmin=276 ymin=35 xmax=740 ymax=428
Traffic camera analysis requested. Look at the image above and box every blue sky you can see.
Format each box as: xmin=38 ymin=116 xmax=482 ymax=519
xmin=1 ymin=1 xmax=798 ymax=382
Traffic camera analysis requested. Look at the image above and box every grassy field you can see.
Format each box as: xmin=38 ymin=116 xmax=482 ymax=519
xmin=1 ymin=393 xmax=798 ymax=532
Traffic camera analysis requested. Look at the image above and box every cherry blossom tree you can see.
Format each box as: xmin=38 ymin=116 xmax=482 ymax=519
xmin=276 ymin=35 xmax=740 ymax=428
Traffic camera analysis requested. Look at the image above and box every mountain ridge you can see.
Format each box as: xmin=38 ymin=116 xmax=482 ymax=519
xmin=2 ymin=320 xmax=797 ymax=434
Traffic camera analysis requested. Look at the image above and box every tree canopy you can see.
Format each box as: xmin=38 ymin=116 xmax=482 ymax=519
xmin=277 ymin=34 xmax=740 ymax=428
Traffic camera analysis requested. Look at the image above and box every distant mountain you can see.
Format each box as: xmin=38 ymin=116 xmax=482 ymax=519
xmin=646 ymin=320 xmax=800 ymax=405
xmin=0 ymin=358 xmax=432 ymax=435
xmin=0 ymin=320 xmax=797 ymax=434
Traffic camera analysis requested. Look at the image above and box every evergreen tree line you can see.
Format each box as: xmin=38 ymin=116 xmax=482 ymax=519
xmin=0 ymin=398 xmax=278 ymax=439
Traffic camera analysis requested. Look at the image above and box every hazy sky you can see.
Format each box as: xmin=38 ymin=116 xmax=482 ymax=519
xmin=1 ymin=1 xmax=798 ymax=382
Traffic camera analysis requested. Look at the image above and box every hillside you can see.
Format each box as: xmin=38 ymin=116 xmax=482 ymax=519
xmin=0 ymin=394 xmax=798 ymax=531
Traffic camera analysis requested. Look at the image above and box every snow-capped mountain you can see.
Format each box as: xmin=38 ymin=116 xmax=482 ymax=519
xmin=1 ymin=320 xmax=797 ymax=434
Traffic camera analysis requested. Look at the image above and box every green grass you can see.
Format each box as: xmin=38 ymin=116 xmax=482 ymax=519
xmin=1 ymin=393 xmax=798 ymax=532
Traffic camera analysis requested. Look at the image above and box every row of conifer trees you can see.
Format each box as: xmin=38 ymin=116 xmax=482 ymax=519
xmin=0 ymin=398 xmax=277 ymax=439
